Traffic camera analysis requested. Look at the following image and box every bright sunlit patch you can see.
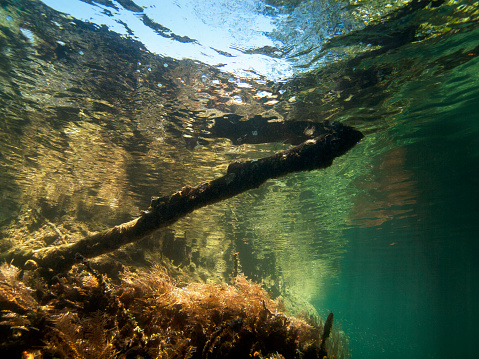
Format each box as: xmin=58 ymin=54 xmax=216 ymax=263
xmin=41 ymin=0 xmax=294 ymax=81
xmin=20 ymin=28 xmax=35 ymax=42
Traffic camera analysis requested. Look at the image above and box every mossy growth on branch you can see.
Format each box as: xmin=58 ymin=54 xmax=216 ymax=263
xmin=0 ymin=261 xmax=348 ymax=359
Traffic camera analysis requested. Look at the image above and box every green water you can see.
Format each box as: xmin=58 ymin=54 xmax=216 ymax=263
xmin=1 ymin=0 xmax=478 ymax=357
xmin=315 ymin=49 xmax=479 ymax=357
xmin=317 ymin=108 xmax=479 ymax=357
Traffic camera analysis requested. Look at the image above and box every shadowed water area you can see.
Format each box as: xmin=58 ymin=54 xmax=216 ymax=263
xmin=0 ymin=0 xmax=478 ymax=357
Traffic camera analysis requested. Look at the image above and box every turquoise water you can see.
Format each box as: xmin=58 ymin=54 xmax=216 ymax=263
xmin=1 ymin=0 xmax=479 ymax=358
xmin=315 ymin=54 xmax=479 ymax=357
xmin=317 ymin=110 xmax=479 ymax=357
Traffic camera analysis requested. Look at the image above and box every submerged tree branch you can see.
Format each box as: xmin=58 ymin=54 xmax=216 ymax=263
xmin=3 ymin=121 xmax=363 ymax=273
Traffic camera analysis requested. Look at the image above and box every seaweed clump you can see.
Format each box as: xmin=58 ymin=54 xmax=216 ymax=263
xmin=0 ymin=261 xmax=347 ymax=358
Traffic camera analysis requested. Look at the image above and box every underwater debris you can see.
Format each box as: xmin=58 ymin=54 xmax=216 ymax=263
xmin=321 ymin=312 xmax=334 ymax=348
xmin=1 ymin=121 xmax=363 ymax=274
xmin=0 ymin=263 xmax=348 ymax=358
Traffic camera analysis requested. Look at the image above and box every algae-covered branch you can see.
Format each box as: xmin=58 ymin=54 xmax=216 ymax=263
xmin=2 ymin=121 xmax=363 ymax=273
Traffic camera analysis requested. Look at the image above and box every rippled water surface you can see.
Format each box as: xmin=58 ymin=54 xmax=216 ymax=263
xmin=1 ymin=0 xmax=478 ymax=357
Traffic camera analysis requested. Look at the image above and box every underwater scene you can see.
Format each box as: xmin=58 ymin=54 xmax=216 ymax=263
xmin=0 ymin=0 xmax=478 ymax=357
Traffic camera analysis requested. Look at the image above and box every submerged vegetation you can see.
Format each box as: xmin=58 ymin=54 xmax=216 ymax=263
xmin=0 ymin=261 xmax=348 ymax=358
